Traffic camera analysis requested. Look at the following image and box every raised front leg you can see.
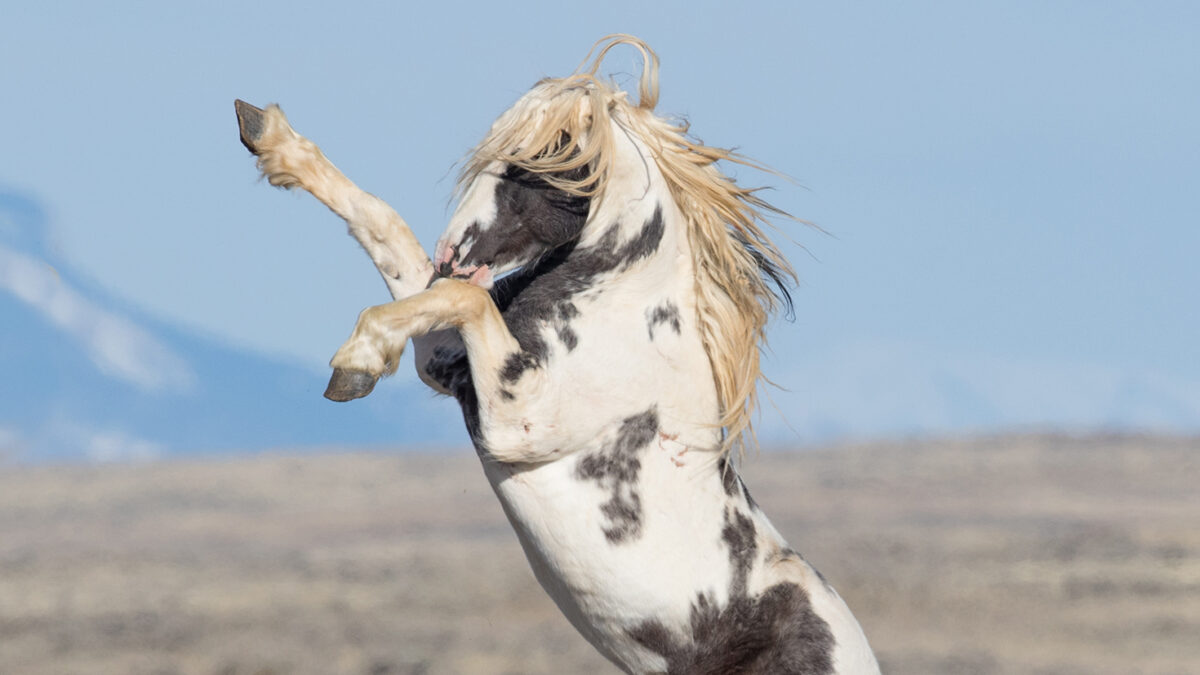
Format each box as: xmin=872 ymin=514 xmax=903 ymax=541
xmin=326 ymin=278 xmax=515 ymax=396
xmin=235 ymin=100 xmax=434 ymax=301
xmin=236 ymin=99 xmax=459 ymax=394
xmin=326 ymin=279 xmax=566 ymax=463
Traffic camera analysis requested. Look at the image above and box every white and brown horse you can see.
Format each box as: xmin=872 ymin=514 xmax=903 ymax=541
xmin=236 ymin=35 xmax=879 ymax=675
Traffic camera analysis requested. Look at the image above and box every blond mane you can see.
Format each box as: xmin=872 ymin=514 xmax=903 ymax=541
xmin=459 ymin=35 xmax=797 ymax=456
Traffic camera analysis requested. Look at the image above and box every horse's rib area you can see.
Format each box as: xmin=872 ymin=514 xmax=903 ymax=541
xmin=574 ymin=407 xmax=659 ymax=544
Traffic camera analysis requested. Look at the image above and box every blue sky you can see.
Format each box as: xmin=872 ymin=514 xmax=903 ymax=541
xmin=2 ymin=2 xmax=1198 ymax=453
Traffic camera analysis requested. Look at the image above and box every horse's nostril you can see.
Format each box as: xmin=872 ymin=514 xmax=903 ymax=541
xmin=438 ymin=261 xmax=454 ymax=277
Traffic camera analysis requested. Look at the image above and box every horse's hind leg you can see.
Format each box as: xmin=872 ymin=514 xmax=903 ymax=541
xmin=235 ymin=100 xmax=434 ymax=301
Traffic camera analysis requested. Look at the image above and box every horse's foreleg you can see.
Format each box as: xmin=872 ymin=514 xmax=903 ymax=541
xmin=236 ymin=99 xmax=456 ymax=394
xmin=235 ymin=100 xmax=434 ymax=300
xmin=325 ymin=279 xmax=556 ymax=463
xmin=326 ymin=278 xmax=516 ymax=400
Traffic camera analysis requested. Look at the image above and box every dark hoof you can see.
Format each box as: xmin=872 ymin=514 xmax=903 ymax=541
xmin=324 ymin=368 xmax=378 ymax=402
xmin=234 ymin=99 xmax=266 ymax=154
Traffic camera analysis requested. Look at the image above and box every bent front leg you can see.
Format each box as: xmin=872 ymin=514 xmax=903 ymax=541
xmin=325 ymin=279 xmax=562 ymax=464
xmin=325 ymin=277 xmax=516 ymax=400
xmin=235 ymin=100 xmax=434 ymax=300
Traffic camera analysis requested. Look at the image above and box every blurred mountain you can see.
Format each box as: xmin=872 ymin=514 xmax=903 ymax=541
xmin=0 ymin=191 xmax=466 ymax=462
xmin=760 ymin=339 xmax=1200 ymax=445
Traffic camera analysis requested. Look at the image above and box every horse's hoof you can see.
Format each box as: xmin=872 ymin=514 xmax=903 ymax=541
xmin=234 ymin=99 xmax=267 ymax=154
xmin=324 ymin=368 xmax=378 ymax=401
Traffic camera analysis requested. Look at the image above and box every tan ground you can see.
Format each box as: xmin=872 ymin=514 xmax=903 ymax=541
xmin=0 ymin=434 xmax=1196 ymax=674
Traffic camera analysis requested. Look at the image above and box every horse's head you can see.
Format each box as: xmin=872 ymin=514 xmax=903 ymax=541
xmin=433 ymin=158 xmax=590 ymax=288
xmin=434 ymin=82 xmax=603 ymax=288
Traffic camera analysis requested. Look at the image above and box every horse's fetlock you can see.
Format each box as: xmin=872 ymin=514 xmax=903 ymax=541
xmin=331 ymin=336 xmax=385 ymax=375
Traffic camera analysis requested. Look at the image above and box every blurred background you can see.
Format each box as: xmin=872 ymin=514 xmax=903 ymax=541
xmin=1 ymin=2 xmax=1196 ymax=673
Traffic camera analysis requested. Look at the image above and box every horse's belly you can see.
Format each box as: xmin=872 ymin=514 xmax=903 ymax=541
xmin=479 ymin=454 xmax=731 ymax=672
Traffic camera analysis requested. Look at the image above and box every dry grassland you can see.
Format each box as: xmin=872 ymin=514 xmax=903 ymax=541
xmin=0 ymin=434 xmax=1196 ymax=674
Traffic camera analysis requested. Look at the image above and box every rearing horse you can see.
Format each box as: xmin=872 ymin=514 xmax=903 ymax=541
xmin=236 ymin=35 xmax=879 ymax=675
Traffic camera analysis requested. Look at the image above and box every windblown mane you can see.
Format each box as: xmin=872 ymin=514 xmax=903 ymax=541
xmin=459 ymin=35 xmax=797 ymax=455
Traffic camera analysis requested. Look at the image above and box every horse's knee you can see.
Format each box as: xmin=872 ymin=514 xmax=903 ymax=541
xmin=430 ymin=277 xmax=496 ymax=324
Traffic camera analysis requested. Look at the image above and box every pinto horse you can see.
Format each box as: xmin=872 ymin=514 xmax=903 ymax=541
xmin=235 ymin=35 xmax=879 ymax=675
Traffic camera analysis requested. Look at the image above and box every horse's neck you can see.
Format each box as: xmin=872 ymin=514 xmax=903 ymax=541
xmin=565 ymin=169 xmax=723 ymax=447
xmin=583 ymin=131 xmax=692 ymax=298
